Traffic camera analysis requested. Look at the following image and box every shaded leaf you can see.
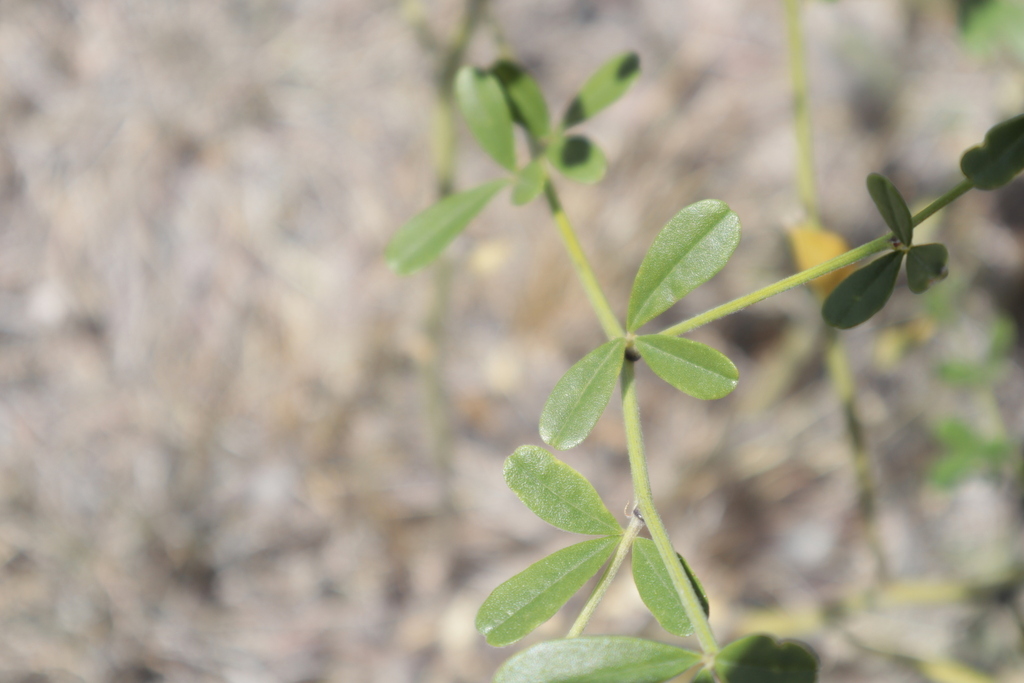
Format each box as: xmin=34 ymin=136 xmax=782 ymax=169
xmin=631 ymin=538 xmax=709 ymax=637
xmin=540 ymin=338 xmax=626 ymax=450
xmin=713 ymin=634 xmax=819 ymax=683
xmin=906 ymin=243 xmax=949 ymax=294
xmin=476 ymin=536 xmax=619 ymax=646
xmin=867 ymin=173 xmax=914 ymax=246
xmin=634 ymin=335 xmax=738 ymax=400
xmin=547 ymin=135 xmax=607 ymax=184
xmin=821 ymin=251 xmax=903 ymax=329
xmin=493 ymin=636 xmax=701 ymax=683
xmin=386 ymin=180 xmax=508 ymax=275
xmin=961 ymin=113 xmax=1024 ymax=190
xmin=512 ymin=158 xmax=546 ymax=205
xmin=491 ymin=60 xmax=550 ymax=139
xmin=504 ymin=445 xmax=622 ymax=535
xmin=563 ymin=52 xmax=641 ymax=128
xmin=787 ymin=226 xmax=854 ymax=297
xmin=627 ymin=200 xmax=741 ymax=331
xmin=456 ymin=66 xmax=516 ymax=171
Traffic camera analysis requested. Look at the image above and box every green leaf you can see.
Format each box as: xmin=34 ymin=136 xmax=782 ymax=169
xmin=493 ymin=636 xmax=702 ymax=683
xmin=491 ymin=60 xmax=550 ymax=139
xmin=540 ymin=338 xmax=626 ymax=450
xmin=546 ymin=135 xmax=607 ymax=184
xmin=988 ymin=315 xmax=1017 ymax=360
xmin=821 ymin=251 xmax=903 ymax=329
xmin=692 ymin=669 xmax=715 ymax=683
xmin=476 ymin=536 xmax=619 ymax=647
xmin=631 ymin=538 xmax=709 ymax=637
xmin=386 ymin=180 xmax=509 ymax=275
xmin=961 ymin=0 xmax=1024 ymax=61
xmin=455 ymin=66 xmax=517 ymax=171
xmin=563 ymin=52 xmax=641 ymax=128
xmin=633 ymin=335 xmax=738 ymax=400
xmin=627 ymin=200 xmax=741 ymax=331
xmin=512 ymin=158 xmax=546 ymax=205
xmin=906 ymin=243 xmax=949 ymax=294
xmin=961 ymin=113 xmax=1024 ymax=190
xmin=866 ymin=173 xmax=914 ymax=246
xmin=929 ymin=418 xmax=1015 ymax=488
xmin=504 ymin=445 xmax=622 ymax=535
xmin=713 ymin=634 xmax=819 ymax=683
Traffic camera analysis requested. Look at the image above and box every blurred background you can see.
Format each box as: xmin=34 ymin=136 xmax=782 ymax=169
xmin=0 ymin=0 xmax=1022 ymax=681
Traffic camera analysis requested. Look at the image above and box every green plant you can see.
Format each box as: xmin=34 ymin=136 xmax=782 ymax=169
xmin=387 ymin=39 xmax=1024 ymax=683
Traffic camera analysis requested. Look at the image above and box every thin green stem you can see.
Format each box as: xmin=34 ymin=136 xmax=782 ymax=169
xmin=621 ymin=361 xmax=719 ymax=655
xmin=544 ymin=181 xmax=625 ymax=340
xmin=567 ymin=514 xmax=644 ymax=638
xmin=784 ymin=0 xmax=819 ymax=226
xmin=911 ymin=178 xmax=973 ymax=228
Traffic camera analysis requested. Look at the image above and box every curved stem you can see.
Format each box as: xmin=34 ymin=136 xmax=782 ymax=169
xmin=567 ymin=514 xmax=644 ymax=638
xmin=621 ymin=361 xmax=719 ymax=655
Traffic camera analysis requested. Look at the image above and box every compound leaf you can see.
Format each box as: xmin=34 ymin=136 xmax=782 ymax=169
xmin=476 ymin=536 xmax=619 ymax=647
xmin=493 ymin=636 xmax=702 ymax=683
xmin=504 ymin=445 xmax=622 ymax=535
xmin=961 ymin=113 xmax=1024 ymax=190
xmin=513 ymin=157 xmax=546 ymax=205
xmin=634 ymin=335 xmax=738 ymax=400
xmin=821 ymin=251 xmax=903 ymax=329
xmin=714 ymin=634 xmax=819 ymax=683
xmin=386 ymin=179 xmax=508 ymax=275
xmin=627 ymin=200 xmax=741 ymax=331
xmin=867 ymin=173 xmax=914 ymax=246
xmin=456 ymin=66 xmax=516 ymax=171
xmin=563 ymin=52 xmax=641 ymax=128
xmin=540 ymin=338 xmax=626 ymax=450
xmin=492 ymin=60 xmax=550 ymax=139
xmin=547 ymin=135 xmax=607 ymax=184
xmin=631 ymin=538 xmax=709 ymax=637
xmin=906 ymin=243 xmax=949 ymax=294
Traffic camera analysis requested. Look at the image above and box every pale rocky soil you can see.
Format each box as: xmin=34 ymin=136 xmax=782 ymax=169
xmin=0 ymin=1 xmax=1022 ymax=682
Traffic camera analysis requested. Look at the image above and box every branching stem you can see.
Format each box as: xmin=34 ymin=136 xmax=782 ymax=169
xmin=567 ymin=514 xmax=644 ymax=638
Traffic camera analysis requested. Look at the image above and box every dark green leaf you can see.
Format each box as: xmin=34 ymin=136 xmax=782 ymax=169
xmin=540 ymin=338 xmax=626 ymax=450
xmin=627 ymin=200 xmax=741 ymax=331
xmin=905 ymin=243 xmax=949 ymax=294
xmin=713 ymin=635 xmax=819 ymax=683
xmin=961 ymin=113 xmax=1024 ymax=190
xmin=821 ymin=251 xmax=903 ymax=329
xmin=386 ymin=180 xmax=509 ymax=275
xmin=631 ymin=538 xmax=709 ymax=637
xmin=563 ymin=52 xmax=641 ymax=128
xmin=456 ymin=66 xmax=517 ymax=171
xmin=476 ymin=536 xmax=619 ymax=647
xmin=633 ymin=335 xmax=738 ymax=400
xmin=504 ymin=445 xmax=622 ymax=535
xmin=493 ymin=636 xmax=702 ymax=683
xmin=512 ymin=158 xmax=546 ymax=205
xmin=546 ymin=135 xmax=607 ymax=184
xmin=491 ymin=60 xmax=551 ymax=139
xmin=866 ymin=173 xmax=914 ymax=246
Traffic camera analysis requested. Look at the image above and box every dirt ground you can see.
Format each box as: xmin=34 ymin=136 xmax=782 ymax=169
xmin=0 ymin=1 xmax=1022 ymax=681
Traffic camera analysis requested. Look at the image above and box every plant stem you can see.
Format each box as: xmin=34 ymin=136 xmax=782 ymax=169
xmin=544 ymin=181 xmax=625 ymax=340
xmin=621 ymin=361 xmax=719 ymax=655
xmin=567 ymin=514 xmax=644 ymax=638
xmin=911 ymin=178 xmax=973 ymax=228
xmin=784 ymin=0 xmax=819 ymax=227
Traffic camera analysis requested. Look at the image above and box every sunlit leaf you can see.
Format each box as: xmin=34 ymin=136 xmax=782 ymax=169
xmin=821 ymin=251 xmax=903 ymax=329
xmin=504 ymin=445 xmax=622 ymax=535
xmin=540 ymin=338 xmax=626 ymax=450
xmin=631 ymin=538 xmax=709 ymax=637
xmin=867 ymin=173 xmax=914 ymax=246
xmin=563 ymin=52 xmax=641 ymax=128
xmin=491 ymin=60 xmax=550 ymax=139
xmin=787 ymin=226 xmax=854 ymax=297
xmin=713 ymin=634 xmax=819 ymax=683
xmin=961 ymin=113 xmax=1024 ymax=190
xmin=456 ymin=66 xmax=517 ymax=171
xmin=386 ymin=179 xmax=509 ymax=275
xmin=633 ymin=335 xmax=738 ymax=400
xmin=906 ymin=243 xmax=949 ymax=294
xmin=476 ymin=536 xmax=619 ymax=647
xmin=627 ymin=200 xmax=741 ymax=331
xmin=547 ymin=135 xmax=607 ymax=184
xmin=512 ymin=158 xmax=546 ymax=205
xmin=493 ymin=636 xmax=701 ymax=683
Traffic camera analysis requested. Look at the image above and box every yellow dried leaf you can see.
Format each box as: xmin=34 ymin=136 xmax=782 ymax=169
xmin=787 ymin=226 xmax=854 ymax=297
